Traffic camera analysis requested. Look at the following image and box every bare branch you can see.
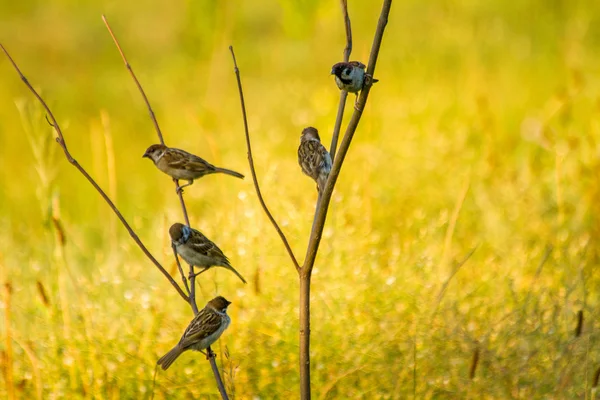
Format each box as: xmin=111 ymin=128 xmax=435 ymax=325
xmin=228 ymin=45 xmax=301 ymax=272
xmin=189 ymin=264 xmax=198 ymax=315
xmin=207 ymin=347 xmax=230 ymax=400
xmin=330 ymin=0 xmax=353 ymax=161
xmin=102 ymin=15 xmax=192 ymax=229
xmin=101 ymin=15 xmax=164 ymax=145
xmin=172 ymin=245 xmax=191 ymax=297
xmin=303 ymin=0 xmax=392 ymax=274
xmin=0 ymin=42 xmax=189 ymax=303
xmin=340 ymin=0 xmax=353 ymax=62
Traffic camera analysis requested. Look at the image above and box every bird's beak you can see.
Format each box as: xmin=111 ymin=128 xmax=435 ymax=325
xmin=142 ymin=151 xmax=149 ymax=158
xmin=330 ymin=69 xmax=335 ymax=75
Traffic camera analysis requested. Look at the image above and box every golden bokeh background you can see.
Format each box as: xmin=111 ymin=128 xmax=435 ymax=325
xmin=1 ymin=0 xmax=600 ymax=398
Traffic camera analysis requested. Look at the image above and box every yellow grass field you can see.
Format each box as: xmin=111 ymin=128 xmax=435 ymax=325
xmin=1 ymin=1 xmax=599 ymax=398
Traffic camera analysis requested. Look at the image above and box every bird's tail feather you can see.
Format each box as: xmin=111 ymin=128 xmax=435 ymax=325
xmin=223 ymin=265 xmax=247 ymax=284
xmin=215 ymin=167 xmax=244 ymax=179
xmin=157 ymin=346 xmax=183 ymax=370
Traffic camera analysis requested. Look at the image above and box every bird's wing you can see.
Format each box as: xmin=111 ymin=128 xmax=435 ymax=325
xmin=188 ymin=231 xmax=217 ymax=255
xmin=188 ymin=230 xmax=230 ymax=263
xmin=163 ymin=148 xmax=192 ymax=167
xmin=179 ymin=308 xmax=223 ymax=347
xmin=184 ymin=155 xmax=216 ymax=173
xmin=166 ymin=148 xmax=215 ymax=173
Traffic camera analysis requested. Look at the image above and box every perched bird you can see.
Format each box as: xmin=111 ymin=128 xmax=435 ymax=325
xmin=142 ymin=144 xmax=244 ymax=193
xmin=169 ymin=222 xmax=247 ymax=284
xmin=157 ymin=296 xmax=232 ymax=370
xmin=331 ymin=61 xmax=378 ymax=106
xmin=297 ymin=127 xmax=332 ymax=195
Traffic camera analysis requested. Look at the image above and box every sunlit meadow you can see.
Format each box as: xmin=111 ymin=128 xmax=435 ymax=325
xmin=1 ymin=1 xmax=600 ymax=398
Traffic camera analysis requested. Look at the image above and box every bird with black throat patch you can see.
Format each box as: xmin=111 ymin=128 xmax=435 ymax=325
xmin=297 ymin=127 xmax=332 ymax=195
xmin=331 ymin=61 xmax=378 ymax=105
xmin=157 ymin=296 xmax=232 ymax=370
xmin=169 ymin=222 xmax=247 ymax=284
xmin=142 ymin=144 xmax=244 ymax=193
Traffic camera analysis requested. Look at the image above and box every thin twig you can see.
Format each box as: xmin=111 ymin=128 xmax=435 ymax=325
xmin=0 ymin=43 xmax=189 ymax=303
xmin=102 ymin=15 xmax=191 ymax=228
xmin=172 ymin=245 xmax=191 ymax=297
xmin=330 ymin=0 xmax=352 ymax=161
xmin=189 ymin=264 xmax=198 ymax=315
xmin=228 ymin=45 xmax=301 ymax=272
xmin=303 ymin=0 xmax=392 ymax=274
xmin=207 ymin=347 xmax=230 ymax=400
xmin=340 ymin=0 xmax=353 ymax=63
xmin=174 ymin=180 xmax=191 ymax=227
xmin=102 ymin=15 xmax=164 ymax=145
xmin=469 ymin=344 xmax=480 ymax=380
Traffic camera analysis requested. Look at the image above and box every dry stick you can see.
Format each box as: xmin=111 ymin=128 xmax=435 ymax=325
xmin=575 ymin=310 xmax=583 ymax=338
xmin=228 ymin=45 xmax=301 ymax=272
xmin=101 ymin=15 xmax=164 ymax=146
xmin=469 ymin=345 xmax=480 ymax=380
xmin=206 ymin=346 xmax=229 ymax=400
xmin=0 ymin=43 xmax=189 ymax=303
xmin=101 ymin=15 xmax=191 ymax=228
xmin=172 ymin=246 xmax=192 ymax=297
xmin=299 ymin=2 xmax=392 ymax=398
xmin=329 ymin=0 xmax=352 ymax=162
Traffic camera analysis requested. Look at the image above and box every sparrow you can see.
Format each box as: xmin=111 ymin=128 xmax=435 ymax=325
xmin=157 ymin=296 xmax=232 ymax=370
xmin=297 ymin=127 xmax=332 ymax=195
xmin=331 ymin=61 xmax=378 ymax=106
xmin=142 ymin=144 xmax=244 ymax=193
xmin=169 ymin=222 xmax=247 ymax=284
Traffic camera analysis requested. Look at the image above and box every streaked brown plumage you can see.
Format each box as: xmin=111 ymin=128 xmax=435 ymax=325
xmin=157 ymin=296 xmax=231 ymax=370
xmin=298 ymin=127 xmax=332 ymax=194
xmin=142 ymin=144 xmax=244 ymax=192
xmin=169 ymin=222 xmax=247 ymax=284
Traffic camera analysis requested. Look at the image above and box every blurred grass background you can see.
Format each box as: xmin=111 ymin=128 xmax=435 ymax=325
xmin=1 ymin=0 xmax=600 ymax=398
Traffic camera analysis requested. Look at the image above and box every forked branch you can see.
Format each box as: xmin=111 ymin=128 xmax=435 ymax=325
xmin=0 ymin=43 xmax=189 ymax=303
xmin=229 ymin=45 xmax=301 ymax=272
xmin=304 ymin=0 xmax=392 ymax=273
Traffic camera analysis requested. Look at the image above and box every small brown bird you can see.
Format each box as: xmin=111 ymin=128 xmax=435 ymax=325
xmin=143 ymin=144 xmax=244 ymax=193
xmin=169 ymin=222 xmax=247 ymax=284
xmin=157 ymin=296 xmax=232 ymax=370
xmin=297 ymin=127 xmax=332 ymax=194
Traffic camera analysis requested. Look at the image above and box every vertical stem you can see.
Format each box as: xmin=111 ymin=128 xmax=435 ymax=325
xmin=189 ymin=266 xmax=199 ymax=315
xmin=329 ymin=91 xmax=348 ymax=162
xmin=299 ymin=271 xmax=311 ymax=400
